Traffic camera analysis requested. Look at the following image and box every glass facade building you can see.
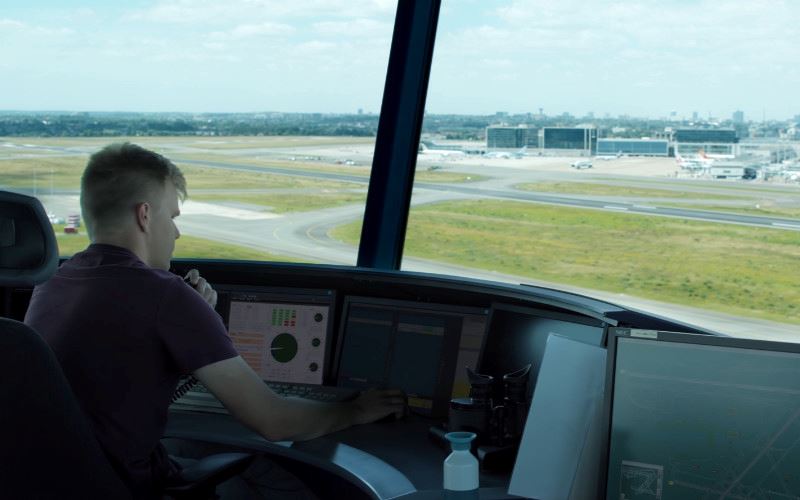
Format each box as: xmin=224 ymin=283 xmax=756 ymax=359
xmin=542 ymin=127 xmax=596 ymax=152
xmin=486 ymin=126 xmax=529 ymax=149
xmin=597 ymin=139 xmax=669 ymax=156
xmin=674 ymin=129 xmax=738 ymax=143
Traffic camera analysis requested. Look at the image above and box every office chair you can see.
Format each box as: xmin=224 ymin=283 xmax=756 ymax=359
xmin=0 ymin=191 xmax=252 ymax=499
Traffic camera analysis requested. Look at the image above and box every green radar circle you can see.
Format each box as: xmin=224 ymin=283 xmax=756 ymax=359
xmin=271 ymin=333 xmax=298 ymax=363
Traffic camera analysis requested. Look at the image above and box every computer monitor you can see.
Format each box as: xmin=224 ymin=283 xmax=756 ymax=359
xmin=603 ymin=328 xmax=800 ymax=500
xmin=478 ymin=303 xmax=607 ymax=399
xmin=219 ymin=286 xmax=336 ymax=386
xmin=335 ymin=296 xmax=489 ymax=417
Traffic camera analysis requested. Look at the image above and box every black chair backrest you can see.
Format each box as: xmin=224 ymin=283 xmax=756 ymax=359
xmin=0 ymin=190 xmax=59 ymax=287
xmin=0 ymin=191 xmax=131 ymax=498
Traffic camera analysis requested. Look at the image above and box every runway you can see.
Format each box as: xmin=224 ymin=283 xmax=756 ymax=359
xmin=176 ymin=157 xmax=800 ymax=231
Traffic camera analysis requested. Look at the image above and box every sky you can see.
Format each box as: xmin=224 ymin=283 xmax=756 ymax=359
xmin=1 ymin=0 xmax=799 ymax=120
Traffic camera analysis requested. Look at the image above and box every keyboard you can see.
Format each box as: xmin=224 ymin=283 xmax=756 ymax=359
xmin=266 ymin=382 xmax=359 ymax=402
xmin=171 ymin=381 xmax=360 ymax=414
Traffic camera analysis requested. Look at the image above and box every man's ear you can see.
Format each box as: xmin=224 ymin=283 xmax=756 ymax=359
xmin=136 ymin=202 xmax=151 ymax=233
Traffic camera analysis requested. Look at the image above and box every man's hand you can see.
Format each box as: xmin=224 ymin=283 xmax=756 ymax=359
xmin=183 ymin=268 xmax=217 ymax=308
xmin=351 ymin=389 xmax=406 ymax=425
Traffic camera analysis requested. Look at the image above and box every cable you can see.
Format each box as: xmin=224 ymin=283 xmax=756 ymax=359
xmin=171 ymin=376 xmax=199 ymax=403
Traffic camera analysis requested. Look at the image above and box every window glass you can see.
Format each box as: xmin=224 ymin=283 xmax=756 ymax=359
xmin=393 ymin=1 xmax=800 ymax=339
xmin=0 ymin=0 xmax=397 ymax=264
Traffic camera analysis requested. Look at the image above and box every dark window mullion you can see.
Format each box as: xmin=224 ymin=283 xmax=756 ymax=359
xmin=357 ymin=0 xmax=441 ymax=270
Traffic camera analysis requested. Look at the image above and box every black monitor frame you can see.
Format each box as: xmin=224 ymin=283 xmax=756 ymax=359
xmin=477 ymin=302 xmax=608 ymax=397
xmin=600 ymin=328 xmax=800 ymax=499
xmin=334 ymin=295 xmax=489 ymax=418
xmin=216 ymin=285 xmax=338 ymax=385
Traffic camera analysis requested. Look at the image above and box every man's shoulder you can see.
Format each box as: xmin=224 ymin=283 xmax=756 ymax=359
xmin=156 ymin=273 xmax=218 ymax=320
xmin=59 ymin=246 xmax=182 ymax=284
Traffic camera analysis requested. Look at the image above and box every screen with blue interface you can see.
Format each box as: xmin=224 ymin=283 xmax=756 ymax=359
xmin=605 ymin=330 xmax=800 ymax=500
xmin=336 ymin=297 xmax=488 ymax=417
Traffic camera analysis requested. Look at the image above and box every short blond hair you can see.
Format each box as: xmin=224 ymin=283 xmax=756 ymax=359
xmin=80 ymin=142 xmax=187 ymax=238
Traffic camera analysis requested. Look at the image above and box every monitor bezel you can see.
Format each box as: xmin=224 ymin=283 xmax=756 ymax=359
xmin=334 ymin=295 xmax=489 ymax=418
xmin=599 ymin=328 xmax=800 ymax=499
xmin=477 ymin=302 xmax=608 ymax=380
xmin=216 ymin=285 xmax=338 ymax=385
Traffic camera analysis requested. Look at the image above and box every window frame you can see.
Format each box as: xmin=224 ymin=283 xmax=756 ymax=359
xmin=357 ymin=0 xmax=441 ymax=270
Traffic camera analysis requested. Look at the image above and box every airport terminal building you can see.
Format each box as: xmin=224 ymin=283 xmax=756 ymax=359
xmin=673 ymin=128 xmax=739 ymax=157
xmin=596 ymin=138 xmax=669 ymax=157
xmin=541 ymin=127 xmax=597 ymax=155
xmin=486 ymin=125 xmax=538 ymax=149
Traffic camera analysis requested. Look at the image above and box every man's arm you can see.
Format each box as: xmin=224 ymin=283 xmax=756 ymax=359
xmin=193 ymin=356 xmax=405 ymax=442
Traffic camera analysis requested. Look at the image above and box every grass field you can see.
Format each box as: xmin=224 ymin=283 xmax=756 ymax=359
xmin=176 ymin=163 xmax=364 ymax=190
xmin=516 ymin=181 xmax=745 ymax=200
xmin=593 ymin=175 xmax=800 ymax=195
xmin=52 ymin=225 xmax=301 ymax=262
xmin=0 ymin=156 xmax=87 ymax=190
xmin=517 ymin=181 xmax=800 ymax=218
xmin=332 ymin=200 xmax=800 ymax=324
xmin=174 ymin=136 xmax=375 ymax=150
xmin=190 ymin=191 xmax=366 ymax=213
xmin=176 ymin=154 xmax=486 ymax=183
xmin=659 ymin=202 xmax=800 ymax=219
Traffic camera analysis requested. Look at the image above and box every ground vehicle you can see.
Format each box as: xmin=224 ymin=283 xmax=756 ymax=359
xmin=570 ymin=160 xmax=593 ymax=169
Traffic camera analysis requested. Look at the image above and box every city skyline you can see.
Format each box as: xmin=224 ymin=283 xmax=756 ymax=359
xmin=1 ymin=1 xmax=799 ymax=120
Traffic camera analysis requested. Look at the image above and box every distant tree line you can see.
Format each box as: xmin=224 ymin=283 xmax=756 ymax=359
xmin=0 ymin=111 xmax=788 ymax=139
xmin=0 ymin=112 xmax=381 ymax=137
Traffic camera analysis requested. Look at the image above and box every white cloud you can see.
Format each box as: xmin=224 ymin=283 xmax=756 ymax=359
xmin=295 ymin=40 xmax=337 ymax=54
xmin=209 ymin=22 xmax=295 ymax=41
xmin=129 ymin=0 xmax=396 ymax=25
xmin=313 ymin=18 xmax=391 ymax=37
xmin=0 ymin=18 xmax=25 ymax=30
xmin=0 ymin=18 xmax=72 ymax=37
xmin=425 ymin=0 xmax=800 ymax=116
xmin=231 ymin=22 xmax=294 ymax=38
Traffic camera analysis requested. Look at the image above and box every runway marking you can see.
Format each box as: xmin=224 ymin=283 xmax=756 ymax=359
xmin=632 ymin=205 xmax=656 ymax=210
xmin=306 ymin=223 xmax=326 ymax=243
xmin=771 ymin=222 xmax=800 ymax=230
xmin=604 ymin=205 xmax=629 ymax=211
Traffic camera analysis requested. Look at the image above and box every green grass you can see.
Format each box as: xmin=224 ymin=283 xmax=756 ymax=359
xmin=176 ymin=163 xmax=364 ymax=190
xmin=52 ymin=225 xmax=302 ymax=262
xmin=517 ymin=181 xmax=800 ymax=218
xmin=177 ymin=155 xmax=486 ymax=184
xmin=175 ymin=136 xmax=375 ymax=150
xmin=593 ymin=176 xmax=800 ymax=195
xmin=516 ymin=181 xmax=745 ymax=200
xmin=191 ymin=191 xmax=366 ymax=213
xmin=0 ymin=156 xmax=87 ymax=190
xmin=332 ymin=200 xmax=800 ymax=325
xmin=659 ymin=202 xmax=800 ymax=219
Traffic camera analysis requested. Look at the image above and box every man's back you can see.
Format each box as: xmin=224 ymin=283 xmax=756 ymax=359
xmin=24 ymin=243 xmax=237 ymax=497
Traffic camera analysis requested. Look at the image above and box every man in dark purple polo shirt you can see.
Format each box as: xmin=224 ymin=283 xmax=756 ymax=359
xmin=25 ymin=143 xmax=404 ymax=499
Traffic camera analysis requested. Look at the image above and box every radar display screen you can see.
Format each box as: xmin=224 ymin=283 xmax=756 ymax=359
xmin=604 ymin=330 xmax=800 ymax=500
